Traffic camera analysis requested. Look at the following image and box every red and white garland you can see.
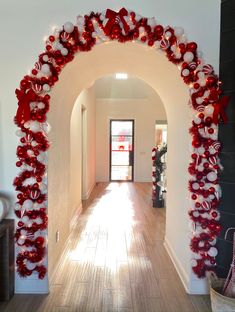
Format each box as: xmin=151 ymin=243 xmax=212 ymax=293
xmin=152 ymin=148 xmax=157 ymax=199
xmin=14 ymin=8 xmax=228 ymax=279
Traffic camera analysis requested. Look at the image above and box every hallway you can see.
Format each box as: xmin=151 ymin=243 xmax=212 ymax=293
xmin=1 ymin=183 xmax=211 ymax=312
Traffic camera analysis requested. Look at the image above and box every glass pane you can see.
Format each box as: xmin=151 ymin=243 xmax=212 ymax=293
xmin=112 ymin=121 xmax=133 ymax=136
xmin=112 ymin=151 xmax=129 ymax=165
xmin=112 ymin=136 xmax=133 ymax=151
xmin=111 ymin=166 xmax=132 ymax=180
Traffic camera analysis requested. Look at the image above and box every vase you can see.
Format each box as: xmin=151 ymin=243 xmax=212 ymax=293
xmin=0 ymin=197 xmax=9 ymax=222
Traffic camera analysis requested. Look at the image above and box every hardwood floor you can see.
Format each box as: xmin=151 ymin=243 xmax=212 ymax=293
xmin=0 ymin=182 xmax=212 ymax=312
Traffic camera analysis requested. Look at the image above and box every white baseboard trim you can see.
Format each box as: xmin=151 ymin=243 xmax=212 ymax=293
xmin=82 ymin=182 xmax=95 ymax=200
xmin=164 ymin=237 xmax=209 ymax=294
xmin=70 ymin=202 xmax=83 ymax=231
xmin=164 ymin=237 xmax=190 ymax=293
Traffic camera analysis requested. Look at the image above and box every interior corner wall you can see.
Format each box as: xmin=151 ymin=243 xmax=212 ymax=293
xmin=48 ymin=86 xmax=96 ymax=280
xmin=96 ymin=95 xmax=166 ymax=182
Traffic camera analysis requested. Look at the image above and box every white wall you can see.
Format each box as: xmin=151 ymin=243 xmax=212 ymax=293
xmin=0 ymin=0 xmax=220 ymax=294
xmin=48 ymin=87 xmax=96 ymax=278
xmin=95 ymin=88 xmax=166 ymax=182
xmin=70 ymin=88 xmax=96 ymax=216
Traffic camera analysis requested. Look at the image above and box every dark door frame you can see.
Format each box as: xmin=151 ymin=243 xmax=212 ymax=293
xmin=109 ymin=119 xmax=135 ymax=182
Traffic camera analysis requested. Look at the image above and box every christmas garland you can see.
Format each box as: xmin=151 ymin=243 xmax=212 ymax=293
xmin=14 ymin=8 xmax=228 ymax=279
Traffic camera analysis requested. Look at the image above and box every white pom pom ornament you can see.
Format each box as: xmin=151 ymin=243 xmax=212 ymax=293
xmin=208 ymin=247 xmax=218 ymax=257
xmin=29 ymin=121 xmax=41 ymax=132
xmin=192 ymin=182 xmax=200 ymax=190
xmin=174 ymin=27 xmax=184 ymax=37
xmin=63 ymin=22 xmax=74 ymax=33
xmin=207 ymin=172 xmax=217 ymax=182
xmin=61 ymin=48 xmax=68 ymax=56
xmin=183 ymin=52 xmax=194 ymax=63
xmin=41 ymin=64 xmax=51 ymax=75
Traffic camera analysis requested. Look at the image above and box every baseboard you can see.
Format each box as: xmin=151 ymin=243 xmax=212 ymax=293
xmin=82 ymin=182 xmax=95 ymax=200
xmin=70 ymin=202 xmax=83 ymax=231
xmin=164 ymin=237 xmax=209 ymax=294
xmin=164 ymin=237 xmax=190 ymax=293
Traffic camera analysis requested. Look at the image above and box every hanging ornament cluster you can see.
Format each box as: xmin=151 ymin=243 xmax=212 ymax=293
xmin=14 ymin=8 xmax=228 ymax=279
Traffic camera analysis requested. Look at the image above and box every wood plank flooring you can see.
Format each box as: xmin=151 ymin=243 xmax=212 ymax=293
xmin=0 ymin=182 xmax=212 ymax=312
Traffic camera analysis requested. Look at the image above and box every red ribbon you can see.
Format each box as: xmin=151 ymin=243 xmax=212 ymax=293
xmin=212 ymin=95 xmax=230 ymax=124
xmin=104 ymin=8 xmax=130 ymax=35
xmin=15 ymin=88 xmax=37 ymax=124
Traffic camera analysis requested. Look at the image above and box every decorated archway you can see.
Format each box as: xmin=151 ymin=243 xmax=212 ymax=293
xmin=14 ymin=8 xmax=228 ymax=283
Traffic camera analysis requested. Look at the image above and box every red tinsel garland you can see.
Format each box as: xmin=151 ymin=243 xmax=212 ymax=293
xmin=14 ymin=8 xmax=228 ymax=279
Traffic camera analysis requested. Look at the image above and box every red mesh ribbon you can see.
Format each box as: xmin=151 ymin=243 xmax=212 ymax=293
xmin=212 ymin=95 xmax=230 ymax=124
xmin=104 ymin=8 xmax=130 ymax=35
xmin=15 ymin=89 xmax=37 ymax=124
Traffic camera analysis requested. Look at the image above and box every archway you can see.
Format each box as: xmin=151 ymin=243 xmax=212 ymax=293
xmin=14 ymin=9 xmax=226 ymax=294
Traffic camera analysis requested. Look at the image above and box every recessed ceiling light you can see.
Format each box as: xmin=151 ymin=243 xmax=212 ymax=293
xmin=115 ymin=73 xmax=128 ymax=80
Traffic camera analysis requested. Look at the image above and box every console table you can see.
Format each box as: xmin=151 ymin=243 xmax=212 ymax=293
xmin=0 ymin=219 xmax=14 ymax=301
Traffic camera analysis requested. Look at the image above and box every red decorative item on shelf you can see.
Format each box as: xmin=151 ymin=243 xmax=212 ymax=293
xmin=14 ymin=8 xmax=228 ymax=280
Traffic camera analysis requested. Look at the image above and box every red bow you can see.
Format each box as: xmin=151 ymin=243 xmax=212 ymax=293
xmin=15 ymin=88 xmax=37 ymax=124
xmin=212 ymin=95 xmax=230 ymax=124
xmin=104 ymin=8 xmax=130 ymax=35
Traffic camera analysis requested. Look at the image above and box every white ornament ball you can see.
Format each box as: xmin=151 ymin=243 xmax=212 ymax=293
xmin=26 ymin=262 xmax=36 ymax=271
xmin=165 ymin=31 xmax=172 ymax=38
xmin=192 ymin=182 xmax=200 ymax=190
xmin=183 ymin=51 xmax=194 ymax=63
xmin=193 ymin=211 xmax=200 ymax=218
xmin=196 ymin=97 xmax=203 ymax=104
xmin=174 ymin=27 xmax=184 ymax=37
xmin=182 ymin=69 xmax=190 ymax=77
xmin=175 ymin=52 xmax=182 ymax=59
xmin=16 ymin=130 xmax=24 ymax=137
xmin=37 ymin=153 xmax=45 ymax=162
xmin=208 ymin=247 xmax=218 ymax=257
xmin=147 ymin=17 xmax=156 ymax=27
xmin=24 ymin=121 xmax=31 ymax=129
xmin=43 ymin=84 xmax=50 ymax=92
xmin=207 ymin=172 xmax=217 ymax=182
xmin=194 ymin=116 xmax=201 ymax=125
xmin=29 ymin=121 xmax=41 ymax=132
xmin=23 ymin=199 xmax=34 ymax=209
xmin=41 ymin=64 xmax=51 ymax=75
xmin=42 ymin=55 xmax=49 ymax=62
xmin=180 ymin=34 xmax=187 ymax=43
xmin=198 ymin=78 xmax=206 ymax=87
xmin=210 ymin=239 xmax=217 ymax=246
xmin=198 ymin=241 xmax=204 ymax=248
xmin=191 ymin=259 xmax=197 ymax=267
xmin=22 ymin=216 xmax=29 ymax=224
xmin=37 ymin=102 xmax=45 ymax=109
xmin=27 ymin=150 xmax=34 ymax=157
xmin=204 ymin=105 xmax=214 ymax=115
xmin=64 ymin=21 xmax=74 ymax=33
xmin=61 ymin=48 xmax=68 ymax=56
xmin=197 ymin=71 xmax=205 ymax=78
xmin=198 ymin=147 xmax=205 ymax=155
xmin=39 ymin=183 xmax=47 ymax=192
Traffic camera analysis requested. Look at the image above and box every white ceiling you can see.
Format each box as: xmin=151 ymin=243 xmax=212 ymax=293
xmin=94 ymin=75 xmax=157 ymax=99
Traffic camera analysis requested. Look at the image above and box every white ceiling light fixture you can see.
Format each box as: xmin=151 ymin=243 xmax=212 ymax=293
xmin=115 ymin=73 xmax=128 ymax=80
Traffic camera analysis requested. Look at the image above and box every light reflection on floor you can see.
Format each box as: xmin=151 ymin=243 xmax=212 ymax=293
xmin=69 ymin=183 xmax=135 ymax=272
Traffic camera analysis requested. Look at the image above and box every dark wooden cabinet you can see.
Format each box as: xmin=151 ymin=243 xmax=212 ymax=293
xmin=0 ymin=219 xmax=14 ymax=301
xmin=216 ymin=0 xmax=235 ymax=278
